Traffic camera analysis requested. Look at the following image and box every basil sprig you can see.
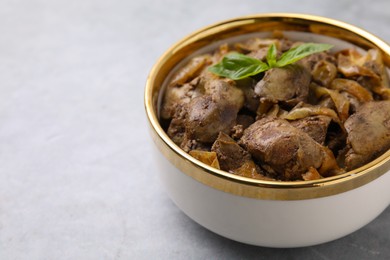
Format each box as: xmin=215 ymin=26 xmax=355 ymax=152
xmin=208 ymin=43 xmax=333 ymax=80
xmin=207 ymin=53 xmax=269 ymax=80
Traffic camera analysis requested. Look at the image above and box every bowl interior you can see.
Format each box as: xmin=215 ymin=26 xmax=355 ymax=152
xmin=145 ymin=14 xmax=390 ymax=200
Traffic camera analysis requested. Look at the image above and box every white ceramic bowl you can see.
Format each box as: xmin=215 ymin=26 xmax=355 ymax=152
xmin=145 ymin=13 xmax=390 ymax=247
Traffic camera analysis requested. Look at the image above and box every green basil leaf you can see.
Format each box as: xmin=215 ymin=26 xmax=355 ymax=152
xmin=208 ymin=43 xmax=333 ymax=80
xmin=266 ymin=43 xmax=277 ymax=68
xmin=208 ymin=52 xmax=269 ymax=80
xmin=275 ymin=43 xmax=333 ymax=67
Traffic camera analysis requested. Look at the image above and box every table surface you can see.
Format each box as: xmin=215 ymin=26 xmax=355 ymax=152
xmin=1 ymin=0 xmax=389 ymax=259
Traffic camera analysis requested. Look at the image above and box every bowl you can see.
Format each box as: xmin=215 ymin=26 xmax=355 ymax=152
xmin=145 ymin=13 xmax=390 ymax=247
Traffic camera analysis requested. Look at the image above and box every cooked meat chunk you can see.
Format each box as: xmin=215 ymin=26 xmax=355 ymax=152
xmin=184 ymin=79 xmax=244 ymax=143
xmin=204 ymin=79 xmax=244 ymax=110
xmin=254 ymin=64 xmax=311 ymax=105
xmin=290 ymin=115 xmax=332 ymax=145
xmin=167 ymin=104 xmax=188 ymax=145
xmin=239 ymin=117 xmax=324 ymax=180
xmin=211 ymin=132 xmax=252 ymax=171
xmin=344 ymin=101 xmax=390 ymax=170
xmin=185 ymin=95 xmax=239 ymax=143
xmin=161 ymin=79 xmax=199 ymax=120
xmin=236 ymin=78 xmax=259 ymax=112
xmin=212 ymin=132 xmax=270 ymax=179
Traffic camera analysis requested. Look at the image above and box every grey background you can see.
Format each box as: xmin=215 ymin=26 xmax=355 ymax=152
xmin=1 ymin=0 xmax=389 ymax=259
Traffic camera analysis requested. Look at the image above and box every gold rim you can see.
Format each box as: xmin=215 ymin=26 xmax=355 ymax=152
xmin=145 ymin=13 xmax=390 ymax=200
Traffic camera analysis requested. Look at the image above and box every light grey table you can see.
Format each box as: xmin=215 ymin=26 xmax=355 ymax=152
xmin=1 ymin=0 xmax=389 ymax=259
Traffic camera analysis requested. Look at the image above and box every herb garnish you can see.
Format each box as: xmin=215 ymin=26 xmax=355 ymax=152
xmin=208 ymin=43 xmax=333 ymax=80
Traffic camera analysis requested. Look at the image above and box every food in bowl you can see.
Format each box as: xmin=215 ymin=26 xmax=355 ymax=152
xmin=161 ymin=33 xmax=390 ymax=181
xmin=145 ymin=14 xmax=390 ymax=247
